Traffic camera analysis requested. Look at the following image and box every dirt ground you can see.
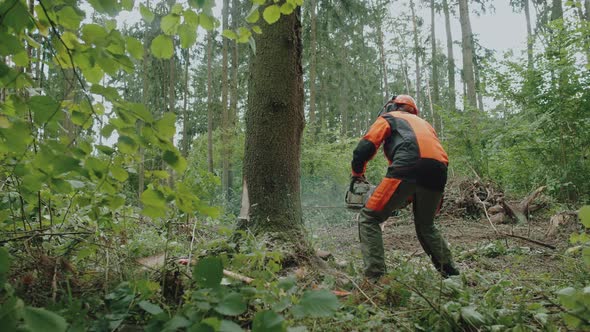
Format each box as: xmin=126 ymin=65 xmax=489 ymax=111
xmin=311 ymin=211 xmax=576 ymax=279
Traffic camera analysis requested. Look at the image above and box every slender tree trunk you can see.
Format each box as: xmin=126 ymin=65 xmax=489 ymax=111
xmin=410 ymin=0 xmax=421 ymax=107
xmin=430 ymin=0 xmax=439 ymax=105
xmin=139 ymin=33 xmax=149 ymax=206
xmin=243 ymin=7 xmax=307 ymax=243
xmin=442 ymin=0 xmax=456 ymax=110
xmin=377 ymin=22 xmax=388 ymax=102
xmin=551 ymin=0 xmax=563 ymax=21
xmin=168 ymin=41 xmax=176 ymax=186
xmin=524 ymin=0 xmax=534 ymax=70
xmin=182 ymin=48 xmax=190 ymax=157
xmin=309 ymin=0 xmax=318 ymax=126
xmin=458 ymin=0 xmax=477 ymax=109
xmin=229 ymin=0 xmax=239 ymax=193
xmin=430 ymin=0 xmax=440 ymax=131
xmin=221 ymin=0 xmax=230 ymax=201
xmin=206 ymin=32 xmax=214 ymax=174
xmin=474 ymin=54 xmax=484 ymax=112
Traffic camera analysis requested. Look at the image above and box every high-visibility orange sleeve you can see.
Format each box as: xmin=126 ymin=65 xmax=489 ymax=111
xmin=351 ymin=117 xmax=391 ymax=176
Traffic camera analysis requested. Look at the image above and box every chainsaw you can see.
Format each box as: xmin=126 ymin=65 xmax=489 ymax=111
xmin=345 ymin=179 xmax=374 ymax=210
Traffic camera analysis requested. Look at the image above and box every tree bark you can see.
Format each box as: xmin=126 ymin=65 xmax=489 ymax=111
xmin=221 ymin=0 xmax=230 ymax=201
xmin=458 ymin=0 xmax=477 ymax=109
xmin=442 ymin=0 xmax=456 ymax=111
xmin=410 ymin=0 xmax=421 ymax=108
xmin=206 ymin=32 xmax=214 ymax=174
xmin=243 ymin=7 xmax=307 ymax=242
xmin=309 ymin=0 xmax=317 ymax=127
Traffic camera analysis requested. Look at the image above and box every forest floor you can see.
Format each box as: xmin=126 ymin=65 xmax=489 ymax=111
xmin=312 ymin=212 xmax=571 ymax=279
xmin=304 ymin=209 xmax=582 ymax=331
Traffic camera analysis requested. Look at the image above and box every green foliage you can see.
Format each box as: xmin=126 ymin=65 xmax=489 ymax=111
xmin=555 ymin=206 xmax=590 ymax=329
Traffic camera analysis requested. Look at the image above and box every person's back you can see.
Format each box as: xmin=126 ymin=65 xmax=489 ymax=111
xmin=350 ymin=95 xmax=459 ymax=279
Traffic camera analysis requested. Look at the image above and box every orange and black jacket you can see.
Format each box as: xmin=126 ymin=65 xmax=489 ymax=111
xmin=352 ymin=111 xmax=449 ymax=192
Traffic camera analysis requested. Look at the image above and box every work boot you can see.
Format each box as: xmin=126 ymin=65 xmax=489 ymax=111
xmin=438 ymin=264 xmax=460 ymax=278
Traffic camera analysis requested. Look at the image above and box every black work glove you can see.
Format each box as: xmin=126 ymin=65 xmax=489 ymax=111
xmin=349 ymin=175 xmax=367 ymax=193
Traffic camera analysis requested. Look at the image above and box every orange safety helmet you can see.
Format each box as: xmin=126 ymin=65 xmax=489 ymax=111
xmin=393 ymin=95 xmax=419 ymax=115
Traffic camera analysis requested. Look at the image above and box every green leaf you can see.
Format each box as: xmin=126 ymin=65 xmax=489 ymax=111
xmin=263 ymin=5 xmax=281 ymax=24
xmin=121 ymin=0 xmax=134 ymax=11
xmin=88 ymin=0 xmax=119 ymax=15
xmin=23 ymin=307 xmax=68 ymax=332
xmin=140 ymin=4 xmax=155 ymax=23
xmin=161 ymin=14 xmax=181 ymax=35
xmin=29 ymin=96 xmax=60 ymax=126
xmin=193 ymin=257 xmax=223 ymax=288
xmin=138 ymin=300 xmax=163 ymax=315
xmin=222 ymin=29 xmax=238 ymax=40
xmin=118 ymin=135 xmax=138 ymax=154
xmin=82 ymin=66 xmax=104 ymax=84
xmin=163 ymin=149 xmax=187 ymax=173
xmin=141 ymin=187 xmax=168 ymax=218
xmin=57 ymin=6 xmax=82 ymax=30
xmin=184 ymin=9 xmax=199 ymax=27
xmin=13 ymin=51 xmax=29 ymax=67
xmin=460 ymin=306 xmax=487 ymax=327
xmin=579 ymin=205 xmax=590 ymax=228
xmin=220 ymin=320 xmax=244 ymax=332
xmin=252 ymin=311 xmax=285 ymax=332
xmin=111 ymin=165 xmax=129 ymax=182
xmin=151 ymin=35 xmax=174 ymax=59
xmin=81 ymin=24 xmax=109 ymax=45
xmin=291 ymin=290 xmax=339 ymax=318
xmin=164 ymin=316 xmax=191 ymax=330
xmin=97 ymin=54 xmax=119 ymax=75
xmin=126 ymin=37 xmax=144 ymax=60
xmin=199 ymin=13 xmax=216 ymax=30
xmin=252 ymin=26 xmax=262 ymax=34
xmin=215 ymin=293 xmax=246 ymax=316
xmin=219 ymin=320 xmax=244 ymax=332
xmin=246 ymin=5 xmax=260 ymax=23
xmin=237 ymin=27 xmax=252 ymax=43
xmin=280 ymin=3 xmax=294 ymax=15
xmin=155 ymin=112 xmax=177 ymax=139
xmin=179 ymin=24 xmax=197 ymax=49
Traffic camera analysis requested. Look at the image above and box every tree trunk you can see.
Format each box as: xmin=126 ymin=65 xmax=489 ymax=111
xmin=309 ymin=0 xmax=317 ymax=126
xmin=410 ymin=0 xmax=421 ymax=108
xmin=524 ymin=0 xmax=534 ymax=70
xmin=442 ymin=0 xmax=456 ymax=111
xmin=430 ymin=0 xmax=440 ymax=131
xmin=182 ymin=48 xmax=190 ymax=157
xmin=587 ymin=0 xmax=590 ymax=65
xmin=474 ymin=54 xmax=484 ymax=112
xmin=458 ymin=0 xmax=477 ymax=109
xmin=221 ymin=0 xmax=230 ymax=201
xmin=229 ymin=0 xmax=239 ymax=193
xmin=243 ymin=7 xmax=307 ymax=243
xmin=206 ymin=32 xmax=214 ymax=174
xmin=377 ymin=23 xmax=388 ymax=102
xmin=551 ymin=0 xmax=563 ymax=21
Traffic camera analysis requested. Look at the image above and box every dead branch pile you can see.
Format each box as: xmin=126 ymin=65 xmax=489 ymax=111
xmin=440 ymin=178 xmax=547 ymax=224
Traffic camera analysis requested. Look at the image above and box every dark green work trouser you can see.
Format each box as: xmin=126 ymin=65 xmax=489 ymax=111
xmin=358 ymin=179 xmax=457 ymax=278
